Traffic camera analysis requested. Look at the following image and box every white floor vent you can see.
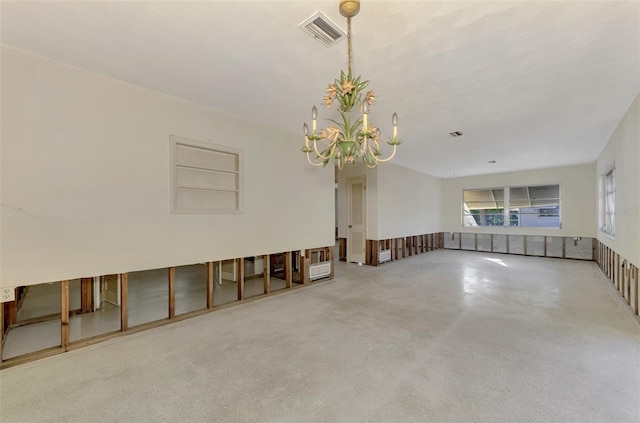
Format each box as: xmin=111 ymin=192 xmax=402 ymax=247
xmin=379 ymin=250 xmax=392 ymax=263
xmin=309 ymin=261 xmax=332 ymax=280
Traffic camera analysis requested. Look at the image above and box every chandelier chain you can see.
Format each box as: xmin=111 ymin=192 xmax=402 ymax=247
xmin=347 ymin=16 xmax=352 ymax=75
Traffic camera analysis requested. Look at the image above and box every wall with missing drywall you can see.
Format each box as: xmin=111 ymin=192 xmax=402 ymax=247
xmin=1 ymin=46 xmax=334 ymax=287
xmin=596 ymin=93 xmax=640 ymax=267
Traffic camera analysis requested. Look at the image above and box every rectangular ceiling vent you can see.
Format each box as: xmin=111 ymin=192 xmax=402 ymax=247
xmin=299 ymin=11 xmax=346 ymax=47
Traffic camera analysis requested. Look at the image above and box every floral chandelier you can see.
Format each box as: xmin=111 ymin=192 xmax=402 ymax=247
xmin=302 ymin=0 xmax=400 ymax=169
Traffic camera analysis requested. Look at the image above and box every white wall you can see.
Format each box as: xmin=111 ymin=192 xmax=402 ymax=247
xmin=336 ymin=163 xmax=378 ymax=240
xmin=376 ymin=163 xmax=441 ymax=239
xmin=1 ymin=46 xmax=334 ymax=287
xmin=596 ymin=93 xmax=640 ymax=267
xmin=441 ymin=164 xmax=597 ymax=237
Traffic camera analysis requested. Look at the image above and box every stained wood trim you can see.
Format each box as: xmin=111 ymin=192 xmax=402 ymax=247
xmin=61 ymin=280 xmax=69 ymax=351
xmin=263 ymin=254 xmax=271 ymax=294
xmin=120 ymin=273 xmax=128 ymax=332
xmin=206 ymin=262 xmax=214 ymax=309
xmin=168 ymin=267 xmax=176 ymax=319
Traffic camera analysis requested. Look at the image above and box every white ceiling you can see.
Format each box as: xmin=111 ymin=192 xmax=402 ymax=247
xmin=2 ymin=0 xmax=638 ymax=178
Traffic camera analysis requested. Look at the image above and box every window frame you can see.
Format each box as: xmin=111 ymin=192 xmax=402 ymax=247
xmin=601 ymin=167 xmax=615 ymax=237
xmin=462 ymin=184 xmax=562 ymax=229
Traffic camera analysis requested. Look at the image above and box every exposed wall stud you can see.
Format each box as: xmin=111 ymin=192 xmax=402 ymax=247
xmin=120 ymin=273 xmax=128 ymax=331
xmin=61 ymin=280 xmax=69 ymax=351
xmin=206 ymin=262 xmax=214 ymax=309
xmin=237 ymin=258 xmax=245 ymax=300
xmin=168 ymin=267 xmax=175 ymax=319
xmin=285 ymin=252 xmax=293 ymax=289
xmin=263 ymin=254 xmax=271 ymax=294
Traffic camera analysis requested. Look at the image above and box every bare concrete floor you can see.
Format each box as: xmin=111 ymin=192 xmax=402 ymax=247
xmin=1 ymin=250 xmax=639 ymax=422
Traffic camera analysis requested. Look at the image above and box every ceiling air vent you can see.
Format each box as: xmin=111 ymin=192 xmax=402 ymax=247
xmin=299 ymin=11 xmax=346 ymax=47
xmin=449 ymin=131 xmax=463 ymax=137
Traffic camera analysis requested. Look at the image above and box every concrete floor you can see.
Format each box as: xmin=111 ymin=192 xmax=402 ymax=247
xmin=1 ymin=250 xmax=639 ymax=422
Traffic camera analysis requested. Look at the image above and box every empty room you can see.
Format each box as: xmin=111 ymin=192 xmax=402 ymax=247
xmin=1 ymin=1 xmax=639 ymax=422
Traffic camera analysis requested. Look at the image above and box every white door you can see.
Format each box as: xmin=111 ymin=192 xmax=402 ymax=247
xmin=348 ymin=177 xmax=366 ymax=263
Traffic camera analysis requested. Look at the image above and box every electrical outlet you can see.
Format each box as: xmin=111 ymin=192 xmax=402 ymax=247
xmin=1 ymin=287 xmax=15 ymax=302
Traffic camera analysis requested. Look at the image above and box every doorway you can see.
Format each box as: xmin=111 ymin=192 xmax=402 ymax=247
xmin=347 ymin=177 xmax=366 ymax=263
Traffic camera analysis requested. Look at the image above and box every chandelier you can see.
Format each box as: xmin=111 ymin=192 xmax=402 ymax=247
xmin=302 ymin=0 xmax=401 ymax=169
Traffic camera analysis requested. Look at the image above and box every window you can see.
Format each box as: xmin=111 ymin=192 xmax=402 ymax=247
xmin=463 ymin=184 xmax=560 ymax=228
xmin=509 ymin=185 xmax=560 ymax=228
xmin=602 ymin=168 xmax=615 ymax=236
xmin=170 ymin=135 xmax=243 ymax=214
xmin=463 ymin=188 xmax=505 ymax=226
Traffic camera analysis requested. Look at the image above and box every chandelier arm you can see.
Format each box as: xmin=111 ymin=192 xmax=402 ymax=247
xmin=372 ymin=144 xmax=398 ymax=163
xmin=312 ymin=139 xmax=333 ymax=160
xmin=306 ymin=152 xmax=326 ymax=167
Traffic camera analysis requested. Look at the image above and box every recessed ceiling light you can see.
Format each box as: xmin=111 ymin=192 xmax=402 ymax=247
xmin=449 ymin=131 xmax=463 ymax=137
xmin=488 ymin=160 xmax=496 ymax=164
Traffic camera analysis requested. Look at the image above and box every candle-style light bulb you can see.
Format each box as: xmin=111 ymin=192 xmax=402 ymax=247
xmin=362 ymin=102 xmax=369 ymax=131
xmin=312 ymin=106 xmax=317 ymax=132
xmin=392 ymin=112 xmax=398 ymax=138
xmin=303 ymin=123 xmax=309 ymax=136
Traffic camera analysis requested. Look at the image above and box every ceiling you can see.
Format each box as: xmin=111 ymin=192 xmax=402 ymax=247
xmin=1 ymin=1 xmax=638 ymax=178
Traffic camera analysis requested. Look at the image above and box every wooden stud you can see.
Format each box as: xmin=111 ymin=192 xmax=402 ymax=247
xmin=285 ymin=251 xmax=293 ymax=289
xmin=61 ymin=280 xmax=69 ymax=351
xmin=298 ymin=251 xmax=306 ymax=284
xmin=237 ymin=258 xmax=245 ymax=300
xmin=80 ymin=277 xmax=93 ymax=313
xmin=263 ymin=254 xmax=271 ymax=294
xmin=0 ymin=303 xmax=3 ymax=359
xmin=631 ymin=266 xmax=640 ymax=315
xmin=561 ymin=237 xmax=565 ymax=259
xmin=339 ymin=238 xmax=347 ymax=262
xmin=302 ymin=250 xmax=311 ymax=284
xmin=474 ymin=233 xmax=478 ymax=251
xmin=625 ymin=262 xmax=631 ymax=304
xmin=120 ymin=273 xmax=128 ymax=332
xmin=168 ymin=267 xmax=176 ymax=319
xmin=490 ymin=234 xmax=494 ymax=253
xmin=543 ymin=236 xmax=547 ymax=257
xmin=618 ymin=254 xmax=622 ymax=291
xmin=206 ymin=262 xmax=214 ymax=309
xmin=328 ymin=246 xmax=335 ymax=280
xmin=5 ymin=299 xmax=17 ymax=329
